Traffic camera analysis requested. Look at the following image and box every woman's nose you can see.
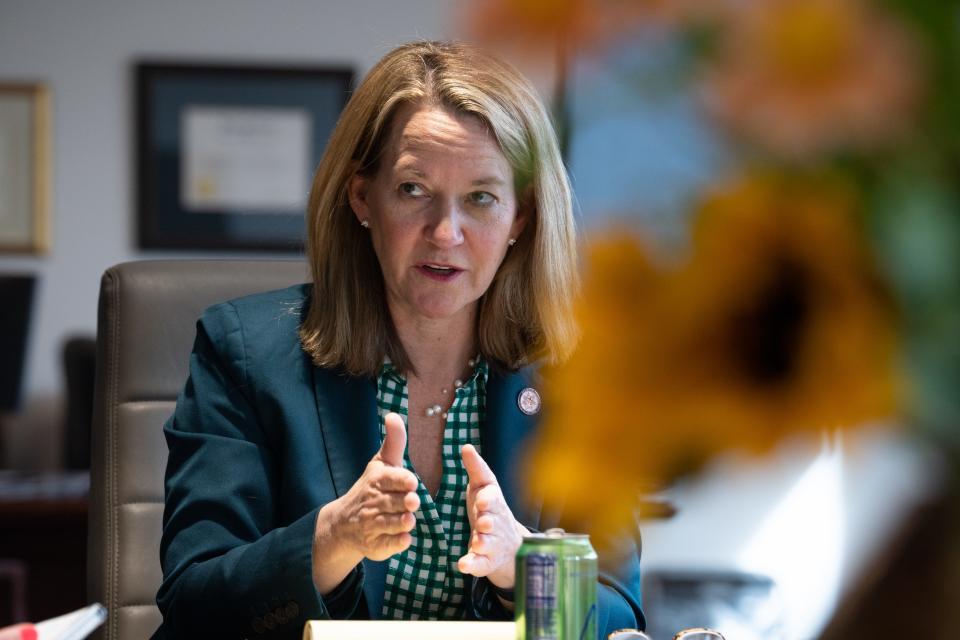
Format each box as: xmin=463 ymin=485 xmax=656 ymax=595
xmin=426 ymin=198 xmax=465 ymax=247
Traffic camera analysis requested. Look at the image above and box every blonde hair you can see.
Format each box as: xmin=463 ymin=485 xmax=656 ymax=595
xmin=300 ymin=40 xmax=578 ymax=377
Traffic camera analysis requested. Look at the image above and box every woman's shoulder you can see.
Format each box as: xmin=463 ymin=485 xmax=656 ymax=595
xmin=202 ymin=282 xmax=308 ymax=319
xmin=487 ymin=359 xmax=542 ymax=386
xmin=198 ymin=283 xmax=311 ymax=355
xmin=215 ymin=282 xmax=309 ymax=317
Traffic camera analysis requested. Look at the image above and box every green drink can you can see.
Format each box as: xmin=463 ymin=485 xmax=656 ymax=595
xmin=516 ymin=528 xmax=598 ymax=640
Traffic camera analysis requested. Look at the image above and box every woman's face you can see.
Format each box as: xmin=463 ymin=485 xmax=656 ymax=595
xmin=348 ymin=102 xmax=527 ymax=326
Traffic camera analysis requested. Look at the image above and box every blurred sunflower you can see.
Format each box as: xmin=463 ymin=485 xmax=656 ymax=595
xmin=661 ymin=172 xmax=901 ymax=441
xmin=528 ymin=235 xmax=670 ymax=532
xmin=698 ymin=0 xmax=923 ymax=158
xmin=529 ymin=172 xmax=901 ymax=531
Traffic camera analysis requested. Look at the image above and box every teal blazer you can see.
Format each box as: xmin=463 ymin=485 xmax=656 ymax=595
xmin=155 ymin=285 xmax=644 ymax=639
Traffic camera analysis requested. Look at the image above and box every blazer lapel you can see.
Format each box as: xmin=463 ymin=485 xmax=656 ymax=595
xmin=311 ymin=366 xmax=379 ymax=497
xmin=311 ymin=365 xmax=389 ymax=617
xmin=483 ymin=365 xmax=543 ymax=528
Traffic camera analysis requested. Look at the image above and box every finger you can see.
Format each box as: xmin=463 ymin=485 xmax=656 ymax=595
xmin=474 ymin=484 xmax=502 ymax=512
xmin=404 ymin=490 xmax=421 ymax=512
xmin=375 ymin=490 xmax=421 ymax=514
xmin=475 ymin=513 xmax=495 ymax=534
xmin=461 ymin=444 xmax=497 ymax=488
xmin=458 ymin=551 xmax=495 ymax=576
xmin=468 ymin=531 xmax=490 ymax=554
xmin=377 ymin=412 xmax=407 ymax=467
xmin=369 ymin=532 xmax=413 ymax=560
xmin=375 ymin=467 xmax=418 ymax=493
xmin=370 ymin=510 xmax=416 ymax=534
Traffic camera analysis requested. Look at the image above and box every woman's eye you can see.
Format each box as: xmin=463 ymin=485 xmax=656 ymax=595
xmin=399 ymin=182 xmax=426 ymax=197
xmin=468 ymin=191 xmax=496 ymax=206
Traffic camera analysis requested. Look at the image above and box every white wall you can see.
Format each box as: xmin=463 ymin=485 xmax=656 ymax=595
xmin=0 ymin=0 xmax=458 ymax=398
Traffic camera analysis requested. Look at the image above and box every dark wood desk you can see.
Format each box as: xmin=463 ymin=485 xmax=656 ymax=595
xmin=0 ymin=472 xmax=88 ymax=626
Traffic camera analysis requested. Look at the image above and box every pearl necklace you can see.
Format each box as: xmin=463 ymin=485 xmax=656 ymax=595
xmin=424 ymin=356 xmax=478 ymax=418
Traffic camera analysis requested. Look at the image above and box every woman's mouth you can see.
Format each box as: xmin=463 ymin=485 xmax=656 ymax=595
xmin=417 ymin=263 xmax=462 ymax=281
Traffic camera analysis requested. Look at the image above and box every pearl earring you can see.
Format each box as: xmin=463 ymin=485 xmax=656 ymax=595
xmin=508 ymin=238 xmax=516 ymax=246
xmin=360 ymin=220 xmax=370 ymax=229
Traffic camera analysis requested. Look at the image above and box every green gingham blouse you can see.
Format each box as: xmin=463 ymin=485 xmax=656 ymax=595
xmin=376 ymin=358 xmax=488 ymax=620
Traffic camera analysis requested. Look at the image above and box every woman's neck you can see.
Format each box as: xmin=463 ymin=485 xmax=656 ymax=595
xmin=390 ymin=304 xmax=479 ymax=386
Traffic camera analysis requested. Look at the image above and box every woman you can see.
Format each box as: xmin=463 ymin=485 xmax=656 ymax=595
xmin=156 ymin=40 xmax=644 ymax=638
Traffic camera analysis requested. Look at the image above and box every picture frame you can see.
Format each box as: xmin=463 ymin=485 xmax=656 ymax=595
xmin=0 ymin=84 xmax=50 ymax=254
xmin=136 ymin=62 xmax=353 ymax=252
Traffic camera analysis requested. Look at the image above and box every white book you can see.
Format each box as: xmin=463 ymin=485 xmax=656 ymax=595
xmin=302 ymin=620 xmax=515 ymax=640
xmin=34 ymin=604 xmax=107 ymax=640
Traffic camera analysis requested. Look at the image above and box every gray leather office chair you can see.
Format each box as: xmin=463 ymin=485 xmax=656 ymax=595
xmin=88 ymin=260 xmax=307 ymax=639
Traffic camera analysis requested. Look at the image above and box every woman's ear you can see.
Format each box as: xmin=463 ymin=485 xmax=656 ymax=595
xmin=347 ymin=172 xmax=370 ymax=223
xmin=510 ymin=185 xmax=534 ymax=240
xmin=511 ymin=207 xmax=530 ymax=241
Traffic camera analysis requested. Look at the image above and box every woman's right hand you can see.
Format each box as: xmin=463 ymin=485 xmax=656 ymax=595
xmin=312 ymin=412 xmax=420 ymax=593
xmin=332 ymin=412 xmax=420 ymax=559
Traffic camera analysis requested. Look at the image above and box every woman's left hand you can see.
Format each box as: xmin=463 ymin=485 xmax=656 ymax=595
xmin=457 ymin=444 xmax=527 ymax=590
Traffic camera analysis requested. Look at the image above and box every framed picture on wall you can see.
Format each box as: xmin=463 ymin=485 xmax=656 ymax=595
xmin=136 ymin=62 xmax=353 ymax=252
xmin=0 ymin=83 xmax=50 ymax=254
